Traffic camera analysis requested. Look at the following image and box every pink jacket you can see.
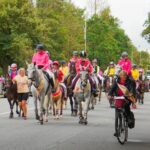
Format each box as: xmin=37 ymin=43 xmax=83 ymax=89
xmin=76 ymin=58 xmax=93 ymax=74
xmin=32 ymin=51 xmax=50 ymax=70
xmin=118 ymin=58 xmax=132 ymax=75
xmin=68 ymin=57 xmax=79 ymax=71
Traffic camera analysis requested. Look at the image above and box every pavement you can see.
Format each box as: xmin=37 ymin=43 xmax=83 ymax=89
xmin=0 ymin=92 xmax=150 ymax=150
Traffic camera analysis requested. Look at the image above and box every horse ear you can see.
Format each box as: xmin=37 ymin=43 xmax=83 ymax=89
xmin=25 ymin=61 xmax=29 ymax=66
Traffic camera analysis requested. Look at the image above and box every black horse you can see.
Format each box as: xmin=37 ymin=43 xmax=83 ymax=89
xmin=64 ymin=62 xmax=78 ymax=116
xmin=4 ymin=76 xmax=20 ymax=118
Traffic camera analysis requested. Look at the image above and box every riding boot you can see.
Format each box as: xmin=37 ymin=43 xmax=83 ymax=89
xmin=88 ymin=75 xmax=98 ymax=97
xmin=71 ymin=74 xmax=80 ymax=90
xmin=43 ymin=70 xmax=55 ymax=93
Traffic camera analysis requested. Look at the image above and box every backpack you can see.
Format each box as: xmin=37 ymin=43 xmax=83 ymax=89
xmin=128 ymin=111 xmax=135 ymax=129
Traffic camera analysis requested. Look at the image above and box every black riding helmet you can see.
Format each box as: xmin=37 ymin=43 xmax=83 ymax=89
xmin=80 ymin=51 xmax=87 ymax=58
xmin=36 ymin=44 xmax=45 ymax=51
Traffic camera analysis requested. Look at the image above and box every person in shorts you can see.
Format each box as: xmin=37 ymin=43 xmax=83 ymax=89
xmin=13 ymin=68 xmax=29 ymax=120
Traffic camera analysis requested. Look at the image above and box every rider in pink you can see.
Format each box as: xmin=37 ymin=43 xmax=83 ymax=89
xmin=118 ymin=52 xmax=132 ymax=75
xmin=76 ymin=58 xmax=93 ymax=74
xmin=32 ymin=44 xmax=49 ymax=70
xmin=9 ymin=63 xmax=18 ymax=79
xmin=72 ymin=51 xmax=98 ymax=96
xmin=68 ymin=51 xmax=79 ymax=70
xmin=32 ymin=44 xmax=54 ymax=89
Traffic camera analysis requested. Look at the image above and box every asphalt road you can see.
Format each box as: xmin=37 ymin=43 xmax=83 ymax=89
xmin=0 ymin=93 xmax=150 ymax=150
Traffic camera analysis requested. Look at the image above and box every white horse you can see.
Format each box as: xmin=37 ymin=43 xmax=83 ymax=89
xmin=27 ymin=63 xmax=52 ymax=125
xmin=74 ymin=71 xmax=91 ymax=125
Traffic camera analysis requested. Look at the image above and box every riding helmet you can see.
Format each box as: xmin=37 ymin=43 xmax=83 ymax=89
xmin=121 ymin=51 xmax=128 ymax=57
xmin=73 ymin=51 xmax=78 ymax=56
xmin=36 ymin=44 xmax=45 ymax=50
xmin=80 ymin=51 xmax=87 ymax=58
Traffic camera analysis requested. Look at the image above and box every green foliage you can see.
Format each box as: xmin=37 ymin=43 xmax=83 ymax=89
xmin=87 ymin=8 xmax=135 ymax=69
xmin=142 ymin=12 xmax=150 ymax=43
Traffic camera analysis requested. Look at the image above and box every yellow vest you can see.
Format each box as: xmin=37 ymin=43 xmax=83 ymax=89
xmin=60 ymin=66 xmax=69 ymax=77
xmin=131 ymin=69 xmax=139 ymax=80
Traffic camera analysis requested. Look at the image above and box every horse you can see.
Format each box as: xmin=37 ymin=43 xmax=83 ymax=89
xmin=137 ymin=80 xmax=145 ymax=104
xmin=4 ymin=76 xmax=20 ymax=118
xmin=64 ymin=61 xmax=78 ymax=116
xmin=51 ymin=71 xmax=64 ymax=119
xmin=27 ymin=63 xmax=52 ymax=124
xmin=74 ymin=70 xmax=91 ymax=125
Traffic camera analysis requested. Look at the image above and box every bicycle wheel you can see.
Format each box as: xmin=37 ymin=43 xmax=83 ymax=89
xmin=115 ymin=111 xmax=127 ymax=144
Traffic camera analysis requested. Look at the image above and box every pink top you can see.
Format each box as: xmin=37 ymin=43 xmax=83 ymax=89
xmin=32 ymin=51 xmax=50 ymax=70
xmin=118 ymin=58 xmax=132 ymax=75
xmin=9 ymin=71 xmax=18 ymax=79
xmin=76 ymin=58 xmax=93 ymax=74
xmin=68 ymin=57 xmax=79 ymax=70
xmin=98 ymin=70 xmax=103 ymax=76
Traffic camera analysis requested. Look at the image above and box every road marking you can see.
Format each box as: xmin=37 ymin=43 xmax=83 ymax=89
xmin=0 ymin=107 xmax=34 ymax=116
xmin=128 ymin=139 xmax=143 ymax=143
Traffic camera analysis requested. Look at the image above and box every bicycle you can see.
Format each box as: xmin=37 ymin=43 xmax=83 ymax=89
xmin=114 ymin=96 xmax=129 ymax=145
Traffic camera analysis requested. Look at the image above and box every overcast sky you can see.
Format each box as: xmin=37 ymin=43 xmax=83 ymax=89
xmin=72 ymin=0 xmax=150 ymax=52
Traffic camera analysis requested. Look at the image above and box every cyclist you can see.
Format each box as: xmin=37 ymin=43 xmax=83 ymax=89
xmin=108 ymin=71 xmax=136 ymax=136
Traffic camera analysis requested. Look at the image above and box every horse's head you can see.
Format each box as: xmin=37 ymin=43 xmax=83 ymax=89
xmin=115 ymin=65 xmax=122 ymax=77
xmin=27 ymin=63 xmax=36 ymax=81
xmin=70 ymin=61 xmax=76 ymax=74
xmin=5 ymin=76 xmax=13 ymax=88
xmin=79 ymin=71 xmax=88 ymax=88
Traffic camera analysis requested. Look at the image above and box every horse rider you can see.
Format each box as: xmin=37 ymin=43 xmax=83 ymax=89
xmin=131 ymin=64 xmax=140 ymax=81
xmin=9 ymin=63 xmax=18 ymax=80
xmin=118 ymin=51 xmax=132 ymax=76
xmin=72 ymin=51 xmax=98 ymax=96
xmin=52 ymin=61 xmax=67 ymax=100
xmin=68 ymin=51 xmax=79 ymax=71
xmin=103 ymin=61 xmax=116 ymax=91
xmin=60 ymin=60 xmax=69 ymax=77
xmin=46 ymin=50 xmax=53 ymax=71
xmin=32 ymin=44 xmax=54 ymax=90
xmin=92 ymin=58 xmax=103 ymax=87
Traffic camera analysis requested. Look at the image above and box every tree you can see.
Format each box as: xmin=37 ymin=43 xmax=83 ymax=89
xmin=87 ymin=8 xmax=135 ymax=69
xmin=0 ymin=0 xmax=37 ymax=72
xmin=142 ymin=12 xmax=150 ymax=43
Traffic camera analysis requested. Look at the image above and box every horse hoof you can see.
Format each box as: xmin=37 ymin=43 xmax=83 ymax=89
xmin=36 ymin=115 xmax=40 ymax=120
xmin=91 ymin=107 xmax=94 ymax=110
xmin=16 ymin=111 xmax=20 ymax=115
xmin=40 ymin=120 xmax=43 ymax=125
xmin=79 ymin=120 xmax=82 ymax=124
xmin=9 ymin=113 xmax=13 ymax=119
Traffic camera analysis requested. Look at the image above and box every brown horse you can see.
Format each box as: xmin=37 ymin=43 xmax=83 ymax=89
xmin=51 ymin=71 xmax=64 ymax=119
xmin=4 ymin=76 xmax=20 ymax=118
xmin=137 ymin=80 xmax=145 ymax=104
xmin=64 ymin=61 xmax=78 ymax=116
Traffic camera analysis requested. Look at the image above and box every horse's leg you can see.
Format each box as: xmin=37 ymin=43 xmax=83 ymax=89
xmin=39 ymin=94 xmax=45 ymax=124
xmin=34 ymin=96 xmax=39 ymax=120
xmin=78 ymin=100 xmax=83 ymax=124
xmin=44 ymin=95 xmax=49 ymax=122
xmin=8 ymin=100 xmax=13 ymax=118
xmin=84 ymin=97 xmax=90 ymax=125
xmin=74 ymin=97 xmax=78 ymax=116
xmin=69 ymin=96 xmax=74 ymax=116
xmin=60 ymin=98 xmax=63 ymax=118
xmin=15 ymin=100 xmax=20 ymax=116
